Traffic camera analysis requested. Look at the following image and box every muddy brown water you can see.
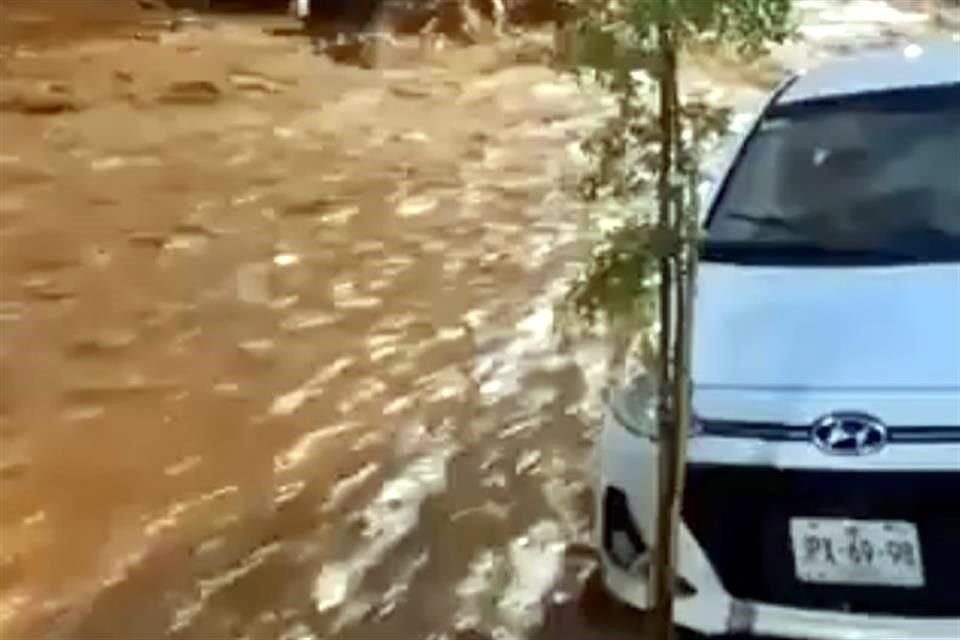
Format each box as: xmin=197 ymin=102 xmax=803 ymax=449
xmin=0 ymin=10 xmax=640 ymax=640
xmin=1 ymin=4 xmax=948 ymax=639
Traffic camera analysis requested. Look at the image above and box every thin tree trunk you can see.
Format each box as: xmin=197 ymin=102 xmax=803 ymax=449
xmin=675 ymin=145 xmax=704 ymax=498
xmin=667 ymin=49 xmax=691 ymax=609
xmin=651 ymin=9 xmax=679 ymax=640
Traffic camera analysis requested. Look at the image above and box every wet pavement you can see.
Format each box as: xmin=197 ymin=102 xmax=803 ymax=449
xmin=0 ymin=2 xmax=952 ymax=640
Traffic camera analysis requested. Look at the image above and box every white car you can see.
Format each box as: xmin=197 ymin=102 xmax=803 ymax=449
xmin=597 ymin=40 xmax=960 ymax=639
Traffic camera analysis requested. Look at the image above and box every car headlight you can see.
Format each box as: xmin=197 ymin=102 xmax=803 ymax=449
xmin=608 ymin=373 xmax=702 ymax=439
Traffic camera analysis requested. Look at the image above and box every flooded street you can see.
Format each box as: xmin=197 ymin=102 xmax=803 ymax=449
xmin=0 ymin=2 xmax=953 ymax=639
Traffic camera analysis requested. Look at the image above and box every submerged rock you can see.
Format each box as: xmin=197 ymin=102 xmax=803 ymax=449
xmin=156 ymin=80 xmax=221 ymax=105
xmin=0 ymin=81 xmax=83 ymax=115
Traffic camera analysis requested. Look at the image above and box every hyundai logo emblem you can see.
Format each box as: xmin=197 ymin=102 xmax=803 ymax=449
xmin=811 ymin=412 xmax=888 ymax=456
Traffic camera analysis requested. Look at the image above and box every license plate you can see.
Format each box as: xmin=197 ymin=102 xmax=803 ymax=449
xmin=789 ymin=518 xmax=924 ymax=587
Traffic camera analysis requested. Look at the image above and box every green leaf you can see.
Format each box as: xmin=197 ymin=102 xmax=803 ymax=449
xmin=556 ymin=0 xmax=794 ymax=343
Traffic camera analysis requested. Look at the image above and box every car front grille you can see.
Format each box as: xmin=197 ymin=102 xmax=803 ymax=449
xmin=699 ymin=420 xmax=960 ymax=443
xmin=683 ymin=465 xmax=960 ymax=617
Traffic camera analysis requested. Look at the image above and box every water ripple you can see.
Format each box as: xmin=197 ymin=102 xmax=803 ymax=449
xmin=311 ymin=446 xmax=455 ymax=619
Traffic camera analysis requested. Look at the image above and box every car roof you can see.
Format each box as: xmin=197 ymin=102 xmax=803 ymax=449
xmin=777 ymin=39 xmax=960 ymax=105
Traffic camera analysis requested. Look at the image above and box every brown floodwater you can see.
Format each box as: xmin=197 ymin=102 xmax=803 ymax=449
xmin=0 ymin=3 xmax=946 ymax=640
xmin=0 ymin=8 xmax=630 ymax=640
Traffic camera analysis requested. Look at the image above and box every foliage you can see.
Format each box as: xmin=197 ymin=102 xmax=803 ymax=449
xmin=563 ymin=95 xmax=730 ymax=330
xmin=556 ymin=0 xmax=790 ymax=352
xmin=555 ymin=3 xmax=793 ymax=639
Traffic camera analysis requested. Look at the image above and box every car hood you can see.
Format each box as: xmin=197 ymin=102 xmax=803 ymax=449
xmin=692 ymin=262 xmax=960 ymax=391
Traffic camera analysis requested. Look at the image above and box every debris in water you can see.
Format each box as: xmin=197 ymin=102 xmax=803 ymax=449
xmin=514 ymin=450 xmax=542 ymax=476
xmin=157 ymin=80 xmax=221 ymax=105
xmin=396 ymin=195 xmax=438 ymax=217
xmin=270 ymin=389 xmax=308 ymax=417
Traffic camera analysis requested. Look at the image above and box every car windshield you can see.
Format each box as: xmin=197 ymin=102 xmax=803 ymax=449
xmin=704 ymin=84 xmax=960 ymax=264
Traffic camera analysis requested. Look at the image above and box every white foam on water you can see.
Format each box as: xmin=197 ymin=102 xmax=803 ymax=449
xmin=322 ymin=463 xmax=380 ymax=513
xmin=375 ymin=551 xmax=430 ymax=619
xmin=329 ymin=599 xmax=373 ymax=634
xmin=452 ymin=521 xmax=565 ymax=640
xmin=311 ymin=447 xmax=455 ymax=617
xmin=273 ymin=253 xmax=301 ymax=267
xmin=542 ymin=476 xmax=590 ymax=542
xmin=144 ymin=486 xmax=239 ymax=538
xmin=274 ymin=481 xmax=306 ymax=506
xmin=270 ymin=389 xmax=309 ymax=417
xmin=169 ymin=542 xmax=282 ymax=634
xmin=279 ymin=622 xmax=319 ymax=640
xmin=471 ymin=298 xmax=559 ymax=405
xmin=273 ymin=421 xmax=366 ymax=474
xmin=268 ymin=357 xmax=356 ymax=417
xmin=454 ymin=549 xmax=505 ymax=632
xmin=312 ymin=564 xmax=352 ymax=615
xmin=496 ymin=521 xmax=565 ymax=634
xmin=396 ymin=195 xmax=439 ymax=217
xmin=795 ymin=0 xmax=929 ymax=41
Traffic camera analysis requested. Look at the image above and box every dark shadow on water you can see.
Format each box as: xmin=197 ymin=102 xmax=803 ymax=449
xmin=533 ymin=569 xmax=650 ymax=640
xmin=166 ymin=0 xmax=290 ymax=12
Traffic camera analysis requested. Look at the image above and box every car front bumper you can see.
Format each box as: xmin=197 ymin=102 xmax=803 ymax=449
xmin=596 ymin=414 xmax=960 ymax=639
xmin=603 ymin=564 xmax=960 ymax=640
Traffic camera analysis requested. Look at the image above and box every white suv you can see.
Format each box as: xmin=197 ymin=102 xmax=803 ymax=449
xmin=597 ymin=41 xmax=960 ymax=639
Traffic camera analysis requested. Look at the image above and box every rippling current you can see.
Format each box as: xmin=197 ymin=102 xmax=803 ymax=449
xmin=0 ymin=2 xmax=946 ymax=639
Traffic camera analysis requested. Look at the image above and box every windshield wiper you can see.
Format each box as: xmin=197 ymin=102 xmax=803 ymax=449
xmin=701 ymin=240 xmax=922 ymax=264
xmin=720 ymin=210 xmax=818 ymax=241
xmin=724 ymin=211 xmax=794 ymax=227
xmin=710 ymin=210 xmax=924 ymax=262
